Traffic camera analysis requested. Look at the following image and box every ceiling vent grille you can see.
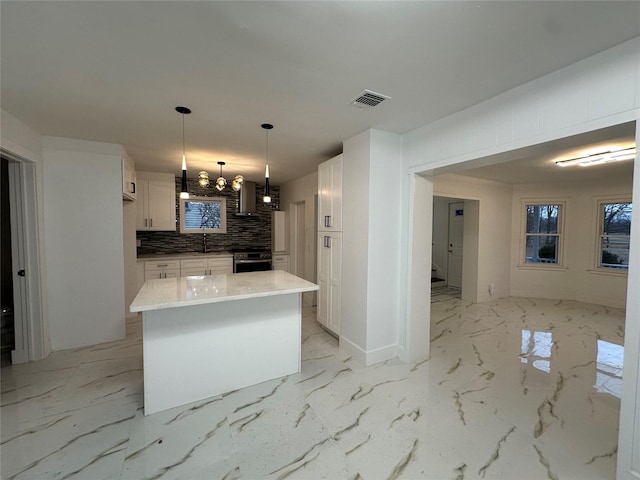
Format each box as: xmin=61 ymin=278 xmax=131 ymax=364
xmin=351 ymin=90 xmax=390 ymax=109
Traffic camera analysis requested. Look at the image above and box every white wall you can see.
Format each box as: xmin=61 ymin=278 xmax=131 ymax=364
xmin=342 ymin=130 xmax=371 ymax=357
xmin=510 ymin=180 xmax=632 ymax=308
xmin=42 ymin=137 xmax=125 ymax=350
xmin=341 ymin=129 xmax=402 ymax=364
xmin=365 ymin=129 xmax=402 ymax=361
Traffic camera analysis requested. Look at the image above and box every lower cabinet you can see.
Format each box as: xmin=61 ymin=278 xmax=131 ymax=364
xmin=144 ymin=260 xmax=181 ymax=280
xmin=317 ymin=232 xmax=341 ymax=336
xmin=143 ymin=256 xmax=233 ymax=281
xmin=179 ymin=256 xmax=233 ymax=277
xmin=207 ymin=257 xmax=233 ymax=275
xmin=272 ymin=254 xmax=290 ymax=272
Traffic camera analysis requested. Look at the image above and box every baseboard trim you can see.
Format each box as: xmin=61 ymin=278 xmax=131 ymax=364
xmin=338 ymin=336 xmax=398 ymax=366
xmin=338 ymin=335 xmax=367 ymax=365
xmin=365 ymin=344 xmax=398 ymax=366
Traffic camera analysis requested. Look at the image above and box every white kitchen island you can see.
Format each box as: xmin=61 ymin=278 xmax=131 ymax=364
xmin=130 ymin=270 xmax=318 ymax=415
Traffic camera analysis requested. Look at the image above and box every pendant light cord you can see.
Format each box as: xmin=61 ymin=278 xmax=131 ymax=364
xmin=265 ymin=128 xmax=269 ymax=165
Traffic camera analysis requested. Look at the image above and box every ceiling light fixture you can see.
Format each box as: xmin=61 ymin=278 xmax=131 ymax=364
xmin=231 ymin=175 xmax=244 ymax=192
xmin=201 ymin=162 xmax=243 ymax=192
xmin=198 ymin=171 xmax=209 ymax=187
xmin=215 ymin=162 xmax=228 ymax=191
xmin=555 ymin=147 xmax=636 ymax=167
xmin=262 ymin=123 xmax=273 ymax=203
xmin=176 ymin=106 xmax=192 ymax=199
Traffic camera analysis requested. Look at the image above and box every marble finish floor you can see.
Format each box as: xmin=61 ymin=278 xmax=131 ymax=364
xmin=0 ymin=294 xmax=624 ymax=479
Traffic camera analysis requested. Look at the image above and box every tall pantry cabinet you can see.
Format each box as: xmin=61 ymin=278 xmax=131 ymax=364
xmin=317 ymin=154 xmax=342 ymax=336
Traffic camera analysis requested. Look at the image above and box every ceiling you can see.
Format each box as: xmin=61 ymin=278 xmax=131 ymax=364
xmin=2 ymin=1 xmax=640 ymax=185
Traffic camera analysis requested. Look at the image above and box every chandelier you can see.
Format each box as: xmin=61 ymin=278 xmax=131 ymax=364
xmin=199 ymin=161 xmax=244 ymax=192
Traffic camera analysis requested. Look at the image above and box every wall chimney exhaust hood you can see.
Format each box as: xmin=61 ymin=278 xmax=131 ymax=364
xmin=236 ymin=180 xmax=257 ymax=216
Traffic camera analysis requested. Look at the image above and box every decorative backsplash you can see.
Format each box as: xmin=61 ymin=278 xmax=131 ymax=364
xmin=136 ymin=177 xmax=280 ymax=255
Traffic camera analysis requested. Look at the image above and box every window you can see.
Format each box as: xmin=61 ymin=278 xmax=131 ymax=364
xmin=179 ymin=196 xmax=227 ymax=234
xmin=598 ymin=202 xmax=631 ymax=269
xmin=524 ymin=204 xmax=562 ymax=264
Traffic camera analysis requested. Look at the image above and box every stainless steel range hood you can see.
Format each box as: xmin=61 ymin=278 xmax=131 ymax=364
xmin=235 ymin=180 xmax=257 ymax=216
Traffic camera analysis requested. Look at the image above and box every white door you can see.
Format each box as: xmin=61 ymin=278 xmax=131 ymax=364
xmin=447 ymin=202 xmax=464 ymax=289
xmin=7 ymin=160 xmax=45 ymax=362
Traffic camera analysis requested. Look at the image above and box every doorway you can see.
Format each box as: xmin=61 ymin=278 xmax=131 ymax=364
xmin=1 ymin=149 xmax=46 ymax=363
xmin=1 ymin=157 xmax=15 ymax=366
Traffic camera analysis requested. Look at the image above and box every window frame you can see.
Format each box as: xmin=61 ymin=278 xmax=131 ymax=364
xmin=519 ymin=200 xmax=566 ymax=269
xmin=179 ymin=196 xmax=227 ymax=234
xmin=594 ymin=197 xmax=631 ymax=274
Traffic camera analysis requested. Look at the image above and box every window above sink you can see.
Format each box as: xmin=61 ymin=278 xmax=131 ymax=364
xmin=179 ymin=196 xmax=227 ymax=234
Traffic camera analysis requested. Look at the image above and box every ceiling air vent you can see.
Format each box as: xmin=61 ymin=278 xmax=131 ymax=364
xmin=351 ymin=90 xmax=390 ymax=109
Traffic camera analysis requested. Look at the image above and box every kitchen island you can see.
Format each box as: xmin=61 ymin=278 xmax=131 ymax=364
xmin=130 ymin=270 xmax=318 ymax=415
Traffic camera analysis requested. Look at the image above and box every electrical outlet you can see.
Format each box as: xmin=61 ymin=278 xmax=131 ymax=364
xmin=489 ymin=283 xmax=495 ymax=295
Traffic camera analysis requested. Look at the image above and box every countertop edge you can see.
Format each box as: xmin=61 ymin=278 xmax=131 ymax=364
xmin=130 ymin=284 xmax=319 ymax=313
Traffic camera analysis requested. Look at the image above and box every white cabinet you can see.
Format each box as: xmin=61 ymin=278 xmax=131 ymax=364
xmin=207 ymin=256 xmax=233 ymax=275
xmin=317 ymin=232 xmax=341 ymax=335
xmin=318 ymin=154 xmax=342 ymax=231
xmin=144 ymin=260 xmax=180 ymax=280
xmin=272 ymin=211 xmax=288 ymax=253
xmin=180 ymin=259 xmax=208 ymax=277
xmin=144 ymin=255 xmax=233 ymax=281
xmin=136 ymin=172 xmax=176 ymax=231
xmin=122 ymin=154 xmax=137 ymax=201
xmin=318 ymin=154 xmax=343 ymax=335
xmin=273 ymin=254 xmax=290 ymax=273
xmin=180 ymin=256 xmax=233 ymax=277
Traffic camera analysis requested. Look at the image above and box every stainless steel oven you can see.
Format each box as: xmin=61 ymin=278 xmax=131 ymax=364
xmin=233 ymin=250 xmax=273 ymax=273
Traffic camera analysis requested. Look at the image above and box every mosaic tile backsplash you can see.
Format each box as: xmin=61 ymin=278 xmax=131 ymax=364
xmin=136 ymin=178 xmax=280 ymax=255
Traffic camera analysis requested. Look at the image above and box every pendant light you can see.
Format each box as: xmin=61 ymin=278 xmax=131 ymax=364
xmin=198 ymin=171 xmax=209 ymax=187
xmin=215 ymin=162 xmax=228 ymax=191
xmin=232 ymin=175 xmax=244 ymax=192
xmin=261 ymin=123 xmax=273 ymax=203
xmin=176 ymin=106 xmax=191 ymax=199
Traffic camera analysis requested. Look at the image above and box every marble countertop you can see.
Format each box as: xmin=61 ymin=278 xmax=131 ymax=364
xmin=130 ymin=270 xmax=318 ymax=313
xmin=137 ymin=252 xmax=233 ymax=261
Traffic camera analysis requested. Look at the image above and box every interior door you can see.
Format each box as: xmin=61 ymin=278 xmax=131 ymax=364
xmin=447 ymin=202 xmax=464 ymax=289
xmin=8 ymin=161 xmax=29 ymax=363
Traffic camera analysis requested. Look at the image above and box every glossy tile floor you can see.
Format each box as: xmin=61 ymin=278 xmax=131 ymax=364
xmin=1 ymin=290 xmax=624 ymax=479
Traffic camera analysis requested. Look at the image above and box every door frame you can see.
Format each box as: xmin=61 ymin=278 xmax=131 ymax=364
xmin=2 ymin=148 xmax=47 ymax=362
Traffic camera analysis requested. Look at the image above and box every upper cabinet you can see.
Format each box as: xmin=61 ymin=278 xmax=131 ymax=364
xmin=136 ymin=172 xmax=176 ymax=231
xmin=318 ymin=154 xmax=342 ymax=231
xmin=122 ymin=153 xmax=137 ymax=201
